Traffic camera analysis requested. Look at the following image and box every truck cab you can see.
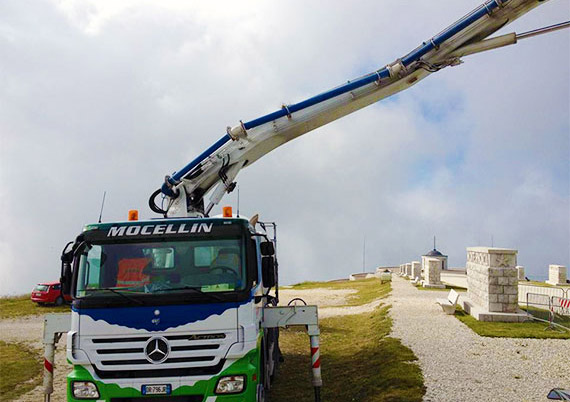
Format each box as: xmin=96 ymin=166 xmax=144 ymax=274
xmin=63 ymin=216 xmax=278 ymax=401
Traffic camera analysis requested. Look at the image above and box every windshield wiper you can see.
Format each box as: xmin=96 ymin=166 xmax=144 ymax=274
xmin=154 ymin=286 xmax=224 ymax=302
xmin=83 ymin=288 xmax=145 ymax=305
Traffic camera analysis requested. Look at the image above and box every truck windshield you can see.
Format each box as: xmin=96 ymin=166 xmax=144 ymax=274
xmin=75 ymin=237 xmax=246 ymax=298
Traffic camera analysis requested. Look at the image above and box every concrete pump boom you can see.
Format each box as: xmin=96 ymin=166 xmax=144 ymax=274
xmin=149 ymin=0 xmax=569 ymax=218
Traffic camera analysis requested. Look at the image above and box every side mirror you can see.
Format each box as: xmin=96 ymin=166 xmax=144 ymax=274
xmin=260 ymin=241 xmax=275 ymax=256
xmin=262 ymin=256 xmax=276 ymax=288
xmin=60 ymin=261 xmax=72 ymax=295
xmin=60 ymin=241 xmax=75 ymax=296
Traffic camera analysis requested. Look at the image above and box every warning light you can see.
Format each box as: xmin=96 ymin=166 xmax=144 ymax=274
xmin=128 ymin=210 xmax=139 ymax=221
xmin=222 ymin=206 xmax=233 ymax=218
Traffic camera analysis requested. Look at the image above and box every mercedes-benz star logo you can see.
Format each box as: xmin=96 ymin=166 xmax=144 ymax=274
xmin=144 ymin=337 xmax=170 ymax=364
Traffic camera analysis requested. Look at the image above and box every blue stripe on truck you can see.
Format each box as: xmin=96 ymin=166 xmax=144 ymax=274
xmin=73 ymin=300 xmax=248 ymax=331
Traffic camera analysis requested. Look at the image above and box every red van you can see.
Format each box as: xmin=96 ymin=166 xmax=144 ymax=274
xmin=31 ymin=281 xmax=71 ymax=306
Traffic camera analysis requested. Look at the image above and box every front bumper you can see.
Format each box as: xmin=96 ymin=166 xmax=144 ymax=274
xmin=31 ymin=295 xmax=52 ymax=303
xmin=67 ymin=350 xmax=259 ymax=402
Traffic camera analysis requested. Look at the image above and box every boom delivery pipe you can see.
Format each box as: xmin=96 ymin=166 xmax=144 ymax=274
xmin=151 ymin=0 xmax=564 ymax=217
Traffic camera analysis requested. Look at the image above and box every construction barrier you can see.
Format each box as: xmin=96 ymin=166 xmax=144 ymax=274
xmin=525 ymin=293 xmax=570 ymax=331
xmin=551 ymin=296 xmax=570 ymax=331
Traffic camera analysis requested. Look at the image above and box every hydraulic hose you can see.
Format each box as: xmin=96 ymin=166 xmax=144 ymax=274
xmin=149 ymin=188 xmax=167 ymax=215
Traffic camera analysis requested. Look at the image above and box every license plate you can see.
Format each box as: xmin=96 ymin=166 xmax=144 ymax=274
xmin=142 ymin=384 xmax=171 ymax=395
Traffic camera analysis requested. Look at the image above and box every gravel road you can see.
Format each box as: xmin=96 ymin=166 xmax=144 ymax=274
xmin=388 ymin=275 xmax=570 ymax=402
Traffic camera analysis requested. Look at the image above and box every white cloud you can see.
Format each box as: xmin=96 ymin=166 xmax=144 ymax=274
xmin=0 ymin=0 xmax=568 ymax=293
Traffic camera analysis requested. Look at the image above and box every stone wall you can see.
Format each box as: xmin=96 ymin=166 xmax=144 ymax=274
xmin=424 ymin=257 xmax=442 ymax=285
xmin=466 ymin=247 xmax=518 ymax=313
xmin=547 ymin=265 xmax=567 ymax=286
xmin=405 ymin=263 xmax=412 ymax=277
xmin=411 ymin=261 xmax=421 ymax=280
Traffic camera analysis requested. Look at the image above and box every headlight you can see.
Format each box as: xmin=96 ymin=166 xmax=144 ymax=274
xmin=215 ymin=375 xmax=245 ymax=394
xmin=72 ymin=381 xmax=100 ymax=399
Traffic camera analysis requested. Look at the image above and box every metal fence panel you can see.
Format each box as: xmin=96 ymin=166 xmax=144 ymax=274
xmin=518 ymin=284 xmax=566 ymax=304
xmin=525 ymin=293 xmax=552 ymax=324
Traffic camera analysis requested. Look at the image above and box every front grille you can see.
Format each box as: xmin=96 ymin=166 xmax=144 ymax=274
xmin=92 ymin=336 xmax=150 ymax=344
xmin=93 ymin=360 xmax=225 ymax=379
xmin=97 ymin=348 xmax=143 ymax=355
xmin=110 ymin=396 xmax=204 ymax=402
xmin=101 ymin=355 xmax=215 ymax=366
xmin=83 ymin=330 xmax=234 ymax=379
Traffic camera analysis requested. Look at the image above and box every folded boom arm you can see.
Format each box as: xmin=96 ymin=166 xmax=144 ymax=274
xmin=149 ymin=0 xmax=568 ymax=218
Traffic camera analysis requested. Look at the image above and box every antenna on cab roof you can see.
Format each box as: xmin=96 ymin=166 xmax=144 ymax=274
xmin=98 ymin=191 xmax=106 ymax=223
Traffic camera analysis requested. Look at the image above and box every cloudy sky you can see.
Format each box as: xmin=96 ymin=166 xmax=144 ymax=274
xmin=1 ymin=0 xmax=569 ymax=294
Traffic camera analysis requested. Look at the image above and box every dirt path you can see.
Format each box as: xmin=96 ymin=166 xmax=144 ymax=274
xmin=1 ymin=315 xmax=69 ymax=402
xmin=1 ymin=315 xmax=44 ymax=346
xmin=279 ymin=287 xmax=384 ymax=318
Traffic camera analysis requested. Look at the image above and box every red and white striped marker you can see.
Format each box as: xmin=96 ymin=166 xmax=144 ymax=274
xmin=558 ymin=298 xmax=570 ymax=309
xmin=43 ymin=342 xmax=55 ymax=400
xmin=309 ymin=335 xmax=322 ymax=387
xmin=44 ymin=357 xmax=54 ymax=374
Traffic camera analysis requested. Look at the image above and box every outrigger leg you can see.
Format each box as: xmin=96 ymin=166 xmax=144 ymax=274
xmin=262 ymin=304 xmax=322 ymax=401
xmin=308 ymin=325 xmax=322 ymax=402
xmin=42 ymin=313 xmax=71 ymax=402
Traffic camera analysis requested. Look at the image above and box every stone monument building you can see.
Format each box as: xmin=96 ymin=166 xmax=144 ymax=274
xmin=463 ymin=247 xmax=526 ymax=322
xmin=421 ymin=248 xmax=448 ymax=276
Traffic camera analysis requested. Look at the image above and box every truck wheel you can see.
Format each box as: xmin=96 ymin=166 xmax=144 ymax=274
xmin=259 ymin=342 xmax=271 ymax=393
xmin=256 ymin=384 xmax=266 ymax=402
xmin=270 ymin=329 xmax=281 ymax=382
xmin=262 ymin=341 xmax=271 ymax=392
xmin=55 ymin=296 xmax=64 ymax=306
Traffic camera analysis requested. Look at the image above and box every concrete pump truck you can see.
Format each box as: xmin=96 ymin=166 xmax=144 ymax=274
xmin=41 ymin=1 xmax=569 ymax=401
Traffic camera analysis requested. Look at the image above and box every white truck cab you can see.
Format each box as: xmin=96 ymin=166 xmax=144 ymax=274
xmin=62 ymin=216 xmax=283 ymax=401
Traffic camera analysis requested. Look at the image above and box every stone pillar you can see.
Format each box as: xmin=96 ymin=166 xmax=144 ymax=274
xmin=423 ymin=257 xmax=445 ymax=288
xmin=405 ymin=263 xmax=412 ymax=277
xmin=516 ymin=266 xmax=525 ymax=281
xmin=411 ymin=261 xmax=421 ymax=280
xmin=400 ymin=264 xmax=405 ymax=275
xmin=546 ymin=265 xmax=567 ymax=286
xmin=466 ymin=247 xmax=518 ymax=313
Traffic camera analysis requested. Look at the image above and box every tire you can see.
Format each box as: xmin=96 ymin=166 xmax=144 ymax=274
xmin=256 ymin=384 xmax=266 ymax=402
xmin=55 ymin=296 xmax=64 ymax=306
xmin=270 ymin=328 xmax=281 ymax=382
xmin=260 ymin=341 xmax=271 ymax=393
